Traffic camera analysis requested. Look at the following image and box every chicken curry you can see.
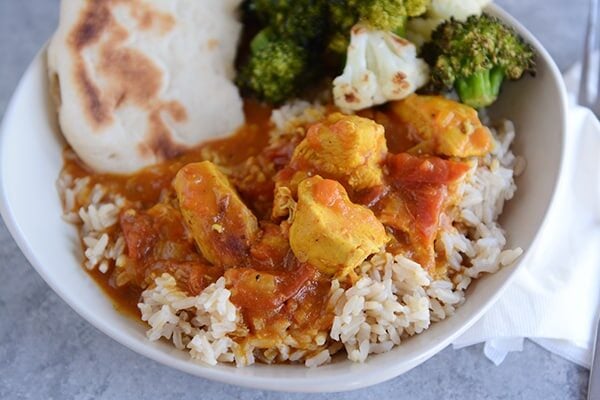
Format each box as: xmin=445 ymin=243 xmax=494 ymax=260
xmin=63 ymin=94 xmax=493 ymax=345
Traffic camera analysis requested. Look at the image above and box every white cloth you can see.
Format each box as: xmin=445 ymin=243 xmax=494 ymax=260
xmin=452 ymin=66 xmax=600 ymax=368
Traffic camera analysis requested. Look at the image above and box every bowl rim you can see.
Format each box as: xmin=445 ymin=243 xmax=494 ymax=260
xmin=0 ymin=3 xmax=569 ymax=393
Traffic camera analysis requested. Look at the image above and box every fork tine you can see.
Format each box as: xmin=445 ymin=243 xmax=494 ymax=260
xmin=579 ymin=0 xmax=599 ymax=109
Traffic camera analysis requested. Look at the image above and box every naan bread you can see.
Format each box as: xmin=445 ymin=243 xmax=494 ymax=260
xmin=48 ymin=0 xmax=245 ymax=173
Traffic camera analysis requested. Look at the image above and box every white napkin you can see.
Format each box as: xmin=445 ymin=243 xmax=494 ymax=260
xmin=452 ymin=64 xmax=600 ymax=368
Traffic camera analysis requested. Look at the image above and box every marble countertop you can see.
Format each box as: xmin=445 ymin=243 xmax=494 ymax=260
xmin=0 ymin=0 xmax=591 ymax=399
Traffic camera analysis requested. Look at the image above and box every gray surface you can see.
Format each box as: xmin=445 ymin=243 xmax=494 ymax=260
xmin=0 ymin=0 xmax=590 ymax=399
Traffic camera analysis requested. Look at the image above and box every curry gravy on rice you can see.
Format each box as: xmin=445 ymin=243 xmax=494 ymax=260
xmin=59 ymin=96 xmax=521 ymax=366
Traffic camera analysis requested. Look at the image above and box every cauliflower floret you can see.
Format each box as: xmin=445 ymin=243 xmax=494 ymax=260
xmin=406 ymin=18 xmax=443 ymax=47
xmin=406 ymin=0 xmax=492 ymax=46
xmin=333 ymin=25 xmax=430 ymax=112
xmin=430 ymin=0 xmax=491 ymax=20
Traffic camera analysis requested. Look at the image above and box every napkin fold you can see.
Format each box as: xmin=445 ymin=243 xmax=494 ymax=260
xmin=452 ymin=66 xmax=600 ymax=368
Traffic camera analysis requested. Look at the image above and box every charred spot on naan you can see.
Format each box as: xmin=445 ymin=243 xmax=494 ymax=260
xmin=65 ymin=0 xmax=189 ymax=159
xmin=68 ymin=0 xmax=174 ymax=124
xmin=98 ymin=46 xmax=163 ymax=107
xmin=74 ymin=64 xmax=113 ymax=127
xmin=69 ymin=0 xmax=174 ymax=49
xmin=67 ymin=0 xmax=117 ymax=127
xmin=69 ymin=0 xmax=113 ymax=50
xmin=143 ymin=102 xmax=189 ymax=160
xmin=206 ymin=39 xmax=220 ymax=51
xmin=131 ymin=6 xmax=176 ymax=33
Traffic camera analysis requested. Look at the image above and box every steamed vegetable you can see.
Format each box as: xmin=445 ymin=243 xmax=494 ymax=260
xmin=428 ymin=0 xmax=490 ymax=20
xmin=423 ymin=14 xmax=536 ymax=108
xmin=327 ymin=0 xmax=429 ymax=55
xmin=406 ymin=0 xmax=491 ymax=46
xmin=239 ymin=0 xmax=430 ymax=104
xmin=333 ymin=26 xmax=430 ymax=111
xmin=248 ymin=0 xmax=328 ymax=46
xmin=356 ymin=0 xmax=428 ymax=36
xmin=327 ymin=0 xmax=360 ymax=55
xmin=237 ymin=29 xmax=312 ymax=104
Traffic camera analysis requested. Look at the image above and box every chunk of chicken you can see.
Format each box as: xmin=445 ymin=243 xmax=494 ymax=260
xmin=290 ymin=113 xmax=388 ymax=191
xmin=390 ymin=94 xmax=494 ymax=158
xmin=173 ymin=161 xmax=259 ymax=268
xmin=273 ymin=113 xmax=388 ymax=219
xmin=289 ymin=176 xmax=388 ymax=277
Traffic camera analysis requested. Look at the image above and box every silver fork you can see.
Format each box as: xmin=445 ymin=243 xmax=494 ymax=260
xmin=581 ymin=1 xmax=600 ymax=398
xmin=578 ymin=0 xmax=600 ymax=116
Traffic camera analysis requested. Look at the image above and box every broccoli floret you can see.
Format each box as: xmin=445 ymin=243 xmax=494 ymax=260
xmin=237 ymin=30 xmax=311 ymax=104
xmin=240 ymin=0 xmax=432 ymax=105
xmin=247 ymin=0 xmax=286 ymax=22
xmin=404 ymin=0 xmax=429 ymax=17
xmin=357 ymin=0 xmax=429 ymax=36
xmin=327 ymin=0 xmax=359 ymax=55
xmin=247 ymin=0 xmax=327 ymax=45
xmin=424 ymin=14 xmax=536 ymax=108
xmin=356 ymin=1 xmax=407 ymax=36
xmin=327 ymin=0 xmax=428 ymax=54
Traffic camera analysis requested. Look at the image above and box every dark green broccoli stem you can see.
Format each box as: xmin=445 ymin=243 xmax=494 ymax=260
xmin=393 ymin=16 xmax=408 ymax=37
xmin=250 ymin=28 xmax=273 ymax=52
xmin=455 ymin=66 xmax=505 ymax=109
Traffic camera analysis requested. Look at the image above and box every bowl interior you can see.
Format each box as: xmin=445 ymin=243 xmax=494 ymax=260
xmin=0 ymin=4 xmax=567 ymax=393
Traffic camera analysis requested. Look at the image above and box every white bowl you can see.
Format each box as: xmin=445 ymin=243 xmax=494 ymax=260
xmin=0 ymin=5 xmax=567 ymax=393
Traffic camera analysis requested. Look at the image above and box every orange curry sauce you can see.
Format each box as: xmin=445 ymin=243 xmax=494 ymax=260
xmin=62 ymin=100 xmax=470 ymax=340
